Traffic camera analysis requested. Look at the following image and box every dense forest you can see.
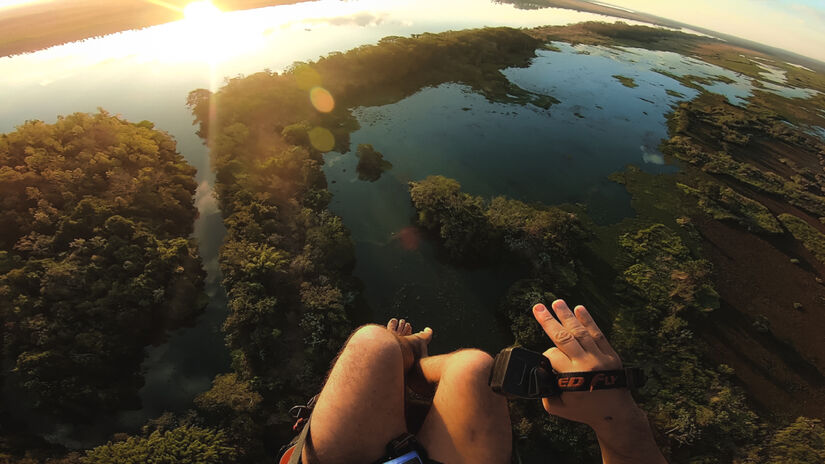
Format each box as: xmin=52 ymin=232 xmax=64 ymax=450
xmin=0 ymin=112 xmax=206 ymax=459
xmin=2 ymin=20 xmax=825 ymax=464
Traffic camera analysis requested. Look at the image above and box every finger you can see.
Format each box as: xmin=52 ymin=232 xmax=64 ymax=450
xmin=544 ymin=347 xmax=573 ymax=372
xmin=533 ymin=303 xmax=585 ymax=358
xmin=403 ymin=322 xmax=412 ymax=336
xmin=388 ymin=318 xmax=399 ymax=332
xmin=398 ymin=319 xmax=406 ymax=334
xmin=551 ymin=300 xmax=601 ymax=355
xmin=574 ymin=305 xmax=620 ymax=361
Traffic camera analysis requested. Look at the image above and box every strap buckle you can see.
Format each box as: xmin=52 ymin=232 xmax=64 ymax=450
xmin=386 ymin=433 xmax=417 ymax=458
xmin=289 ymin=394 xmax=319 ymax=432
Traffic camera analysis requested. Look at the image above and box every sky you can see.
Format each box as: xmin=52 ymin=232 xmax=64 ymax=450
xmin=2 ymin=0 xmax=824 ymax=62
xmin=601 ymin=0 xmax=825 ymax=62
xmin=0 ymin=0 xmax=46 ymax=8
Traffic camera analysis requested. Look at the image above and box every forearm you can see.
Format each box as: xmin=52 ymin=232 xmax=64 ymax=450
xmin=591 ymin=405 xmax=667 ymax=464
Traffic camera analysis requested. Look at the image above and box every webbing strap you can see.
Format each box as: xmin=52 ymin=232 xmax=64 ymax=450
xmin=553 ymin=367 xmax=645 ymax=392
xmin=286 ymin=417 xmax=311 ymax=464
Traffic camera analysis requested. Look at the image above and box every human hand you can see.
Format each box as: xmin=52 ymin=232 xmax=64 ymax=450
xmin=532 ymin=299 xmax=667 ymax=463
xmin=531 ymin=300 xmax=640 ymax=432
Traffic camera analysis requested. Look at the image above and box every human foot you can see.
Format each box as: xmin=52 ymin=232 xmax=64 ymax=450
xmin=387 ymin=318 xmax=433 ymax=372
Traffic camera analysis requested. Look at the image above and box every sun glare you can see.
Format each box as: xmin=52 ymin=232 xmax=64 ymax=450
xmin=0 ymin=0 xmax=39 ymax=9
xmin=183 ymin=0 xmax=221 ymax=21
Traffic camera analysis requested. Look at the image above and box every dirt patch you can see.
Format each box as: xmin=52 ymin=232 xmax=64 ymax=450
xmin=696 ymin=216 xmax=825 ymax=418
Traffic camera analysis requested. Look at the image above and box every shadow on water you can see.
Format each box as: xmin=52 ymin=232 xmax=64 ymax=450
xmin=2 ymin=193 xmax=232 ymax=449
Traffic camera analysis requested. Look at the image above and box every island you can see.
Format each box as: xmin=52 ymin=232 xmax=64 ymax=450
xmin=0 ymin=111 xmax=207 ymax=463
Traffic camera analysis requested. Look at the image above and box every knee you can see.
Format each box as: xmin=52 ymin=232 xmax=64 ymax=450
xmin=445 ymin=349 xmax=495 ymax=387
xmin=343 ymin=324 xmax=401 ymax=364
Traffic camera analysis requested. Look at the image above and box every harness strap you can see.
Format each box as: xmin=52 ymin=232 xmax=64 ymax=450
xmin=283 ymin=416 xmax=310 ymax=464
xmin=554 ymin=367 xmax=645 ymax=392
xmin=281 ymin=395 xmax=319 ymax=464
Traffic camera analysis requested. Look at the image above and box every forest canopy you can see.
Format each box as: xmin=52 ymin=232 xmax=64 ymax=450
xmin=0 ymin=111 xmax=205 ymax=421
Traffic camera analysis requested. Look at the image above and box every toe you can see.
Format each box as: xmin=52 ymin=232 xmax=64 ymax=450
xmin=419 ymin=327 xmax=433 ymax=343
xmin=388 ymin=318 xmax=399 ymax=332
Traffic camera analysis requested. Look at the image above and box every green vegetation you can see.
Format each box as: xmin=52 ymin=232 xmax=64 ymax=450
xmin=409 ymin=174 xmax=586 ymax=352
xmin=778 ymin=214 xmax=825 ymax=265
xmin=409 ymin=175 xmax=585 ymax=280
xmin=408 ymin=176 xmax=771 ymax=462
xmin=678 ymin=181 xmax=783 ymax=234
xmin=355 ymin=144 xmax=392 ymax=182
xmin=409 ymin=177 xmax=599 ymax=461
xmin=611 ymin=225 xmax=762 ymax=460
xmin=83 ymin=426 xmax=237 ymax=464
xmin=612 ymin=74 xmax=638 ymax=88
xmin=662 ymin=93 xmax=825 ymax=218
xmin=531 ymin=21 xmax=708 ymax=56
xmin=0 ymin=112 xmax=204 ymax=421
xmin=738 ymin=417 xmax=825 ymax=464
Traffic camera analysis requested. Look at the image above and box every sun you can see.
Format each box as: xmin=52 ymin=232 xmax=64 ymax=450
xmin=183 ymin=0 xmax=221 ymax=21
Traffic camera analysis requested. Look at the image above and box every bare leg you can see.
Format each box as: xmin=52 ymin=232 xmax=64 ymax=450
xmin=304 ymin=324 xmax=408 ymax=463
xmin=416 ymin=350 xmax=513 ymax=464
xmin=303 ymin=321 xmax=432 ymax=464
xmin=304 ymin=322 xmax=509 ymax=464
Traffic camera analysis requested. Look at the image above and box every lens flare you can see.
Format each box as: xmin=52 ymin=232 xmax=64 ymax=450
xmin=308 ymin=127 xmax=335 ymax=152
xmin=293 ymin=64 xmax=321 ymax=90
xmin=397 ymin=227 xmax=422 ymax=251
xmin=310 ymin=86 xmax=335 ymax=113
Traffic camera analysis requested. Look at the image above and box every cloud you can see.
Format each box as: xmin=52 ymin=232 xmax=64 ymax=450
xmin=194 ymin=181 xmax=220 ymax=216
xmin=324 ymin=12 xmax=389 ymax=27
xmin=640 ymin=145 xmax=664 ymax=165
xmin=789 ymin=3 xmax=825 ymax=25
xmin=283 ymin=12 xmax=391 ymax=29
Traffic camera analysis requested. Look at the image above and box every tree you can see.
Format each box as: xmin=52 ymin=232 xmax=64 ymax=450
xmin=83 ymin=426 xmax=237 ymax=464
xmin=355 ymin=144 xmax=392 ymax=182
xmin=739 ymin=417 xmax=825 ymax=464
xmin=0 ymin=111 xmax=204 ymax=420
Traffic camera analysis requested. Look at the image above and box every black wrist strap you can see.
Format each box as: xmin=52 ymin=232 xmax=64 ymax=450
xmin=553 ymin=367 xmax=645 ymax=393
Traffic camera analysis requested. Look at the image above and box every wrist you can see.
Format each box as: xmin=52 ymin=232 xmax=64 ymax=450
xmin=588 ymin=392 xmax=651 ymax=440
xmin=590 ymin=402 xmax=663 ymax=462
